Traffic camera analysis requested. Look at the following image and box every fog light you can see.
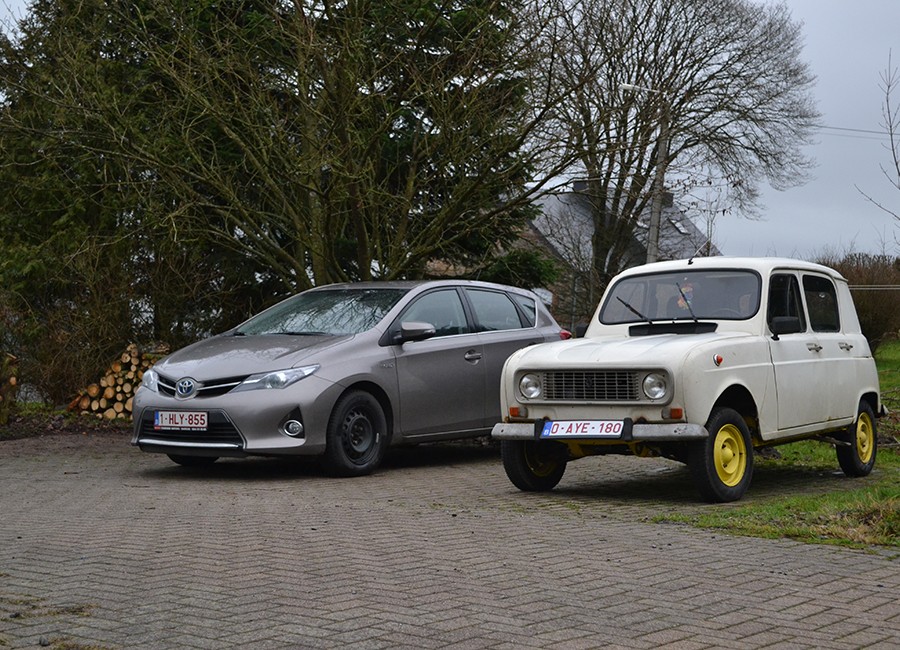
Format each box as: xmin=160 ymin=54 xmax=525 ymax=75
xmin=283 ymin=420 xmax=304 ymax=437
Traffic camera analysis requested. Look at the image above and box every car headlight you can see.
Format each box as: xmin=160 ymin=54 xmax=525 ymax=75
xmin=642 ymin=372 xmax=668 ymax=400
xmin=519 ymin=373 xmax=542 ymax=399
xmin=232 ymin=365 xmax=320 ymax=393
xmin=140 ymin=369 xmax=159 ymax=393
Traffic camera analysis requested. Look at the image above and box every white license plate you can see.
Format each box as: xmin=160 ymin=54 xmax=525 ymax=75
xmin=154 ymin=411 xmax=208 ymax=431
xmin=540 ymin=420 xmax=624 ymax=439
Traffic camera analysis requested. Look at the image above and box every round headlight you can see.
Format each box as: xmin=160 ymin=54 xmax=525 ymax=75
xmin=642 ymin=373 xmax=668 ymax=400
xmin=519 ymin=373 xmax=542 ymax=399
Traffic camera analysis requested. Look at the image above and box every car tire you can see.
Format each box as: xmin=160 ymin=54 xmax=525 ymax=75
xmin=323 ymin=390 xmax=388 ymax=477
xmin=167 ymin=454 xmax=219 ymax=467
xmin=501 ymin=440 xmax=567 ymax=491
xmin=837 ymin=400 xmax=877 ymax=477
xmin=688 ymin=408 xmax=753 ymax=503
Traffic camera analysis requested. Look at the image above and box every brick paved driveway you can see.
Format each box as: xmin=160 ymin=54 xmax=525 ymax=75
xmin=1 ymin=432 xmax=898 ymax=649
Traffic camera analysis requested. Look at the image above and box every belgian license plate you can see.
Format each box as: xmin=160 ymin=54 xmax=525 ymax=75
xmin=540 ymin=420 xmax=624 ymax=439
xmin=154 ymin=411 xmax=208 ymax=431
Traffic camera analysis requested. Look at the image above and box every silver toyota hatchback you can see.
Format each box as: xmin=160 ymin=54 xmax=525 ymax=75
xmin=132 ymin=280 xmax=569 ymax=475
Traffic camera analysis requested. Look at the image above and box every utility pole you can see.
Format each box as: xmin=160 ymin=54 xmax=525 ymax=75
xmin=620 ymin=83 xmax=670 ymax=263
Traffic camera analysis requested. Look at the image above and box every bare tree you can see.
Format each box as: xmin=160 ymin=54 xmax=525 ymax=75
xmin=858 ymin=52 xmax=900 ymax=224
xmin=533 ymin=0 xmax=819 ymax=287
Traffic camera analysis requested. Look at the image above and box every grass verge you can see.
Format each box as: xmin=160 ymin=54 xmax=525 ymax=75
xmin=655 ymin=339 xmax=900 ymax=550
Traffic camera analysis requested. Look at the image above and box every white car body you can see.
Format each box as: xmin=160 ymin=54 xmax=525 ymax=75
xmin=492 ymin=257 xmax=882 ymax=501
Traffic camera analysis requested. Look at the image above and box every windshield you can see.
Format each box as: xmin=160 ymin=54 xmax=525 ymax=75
xmin=599 ymin=270 xmax=761 ymax=324
xmin=236 ymin=287 xmax=410 ymax=336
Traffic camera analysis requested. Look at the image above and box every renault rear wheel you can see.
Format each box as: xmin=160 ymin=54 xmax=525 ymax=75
xmin=837 ymin=400 xmax=877 ymax=477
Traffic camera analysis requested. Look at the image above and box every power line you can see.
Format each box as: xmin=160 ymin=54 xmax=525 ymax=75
xmin=818 ymin=124 xmax=889 ymax=136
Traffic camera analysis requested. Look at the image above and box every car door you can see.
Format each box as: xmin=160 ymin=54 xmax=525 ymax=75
xmin=766 ymin=271 xmax=828 ymax=431
xmin=801 ymin=273 xmax=856 ymax=423
xmin=391 ymin=288 xmax=486 ymax=438
xmin=463 ymin=288 xmax=545 ymax=427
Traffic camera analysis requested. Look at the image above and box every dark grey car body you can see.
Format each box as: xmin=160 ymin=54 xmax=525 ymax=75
xmin=132 ymin=279 xmax=566 ymax=474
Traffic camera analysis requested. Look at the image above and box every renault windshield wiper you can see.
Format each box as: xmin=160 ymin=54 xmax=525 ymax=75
xmin=617 ymin=297 xmax=653 ymax=324
xmin=675 ymin=282 xmax=699 ymax=323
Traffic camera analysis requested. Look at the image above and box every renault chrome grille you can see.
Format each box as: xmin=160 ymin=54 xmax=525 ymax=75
xmin=541 ymin=370 xmax=641 ymax=401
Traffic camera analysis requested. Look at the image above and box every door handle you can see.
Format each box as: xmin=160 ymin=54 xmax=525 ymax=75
xmin=806 ymin=343 xmax=823 ymax=352
xmin=839 ymin=342 xmax=854 ymax=351
xmin=464 ymin=350 xmax=483 ymax=362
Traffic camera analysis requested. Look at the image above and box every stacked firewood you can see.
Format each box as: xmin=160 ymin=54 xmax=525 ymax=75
xmin=0 ymin=352 xmax=18 ymax=425
xmin=68 ymin=343 xmax=169 ymax=420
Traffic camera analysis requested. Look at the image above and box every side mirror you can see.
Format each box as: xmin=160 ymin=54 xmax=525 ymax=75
xmin=769 ymin=316 xmax=802 ymax=340
xmin=396 ymin=321 xmax=436 ymax=344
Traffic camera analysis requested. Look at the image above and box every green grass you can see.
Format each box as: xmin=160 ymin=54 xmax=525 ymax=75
xmin=655 ymin=339 xmax=900 ymax=549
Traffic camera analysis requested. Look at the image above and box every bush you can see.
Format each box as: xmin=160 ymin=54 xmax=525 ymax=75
xmin=816 ymin=253 xmax=900 ymax=352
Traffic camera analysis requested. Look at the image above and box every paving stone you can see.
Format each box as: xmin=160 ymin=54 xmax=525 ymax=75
xmin=1 ymin=434 xmax=898 ymax=649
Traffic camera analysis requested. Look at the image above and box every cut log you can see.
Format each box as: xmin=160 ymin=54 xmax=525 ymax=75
xmin=87 ymin=384 xmax=100 ymax=397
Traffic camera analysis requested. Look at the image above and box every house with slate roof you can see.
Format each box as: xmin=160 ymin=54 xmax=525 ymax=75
xmin=526 ymin=183 xmax=719 ymax=330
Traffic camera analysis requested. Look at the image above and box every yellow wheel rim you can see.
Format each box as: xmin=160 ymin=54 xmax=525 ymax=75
xmin=714 ymin=424 xmax=747 ymax=487
xmin=855 ymin=412 xmax=874 ymax=464
xmin=525 ymin=445 xmax=559 ymax=478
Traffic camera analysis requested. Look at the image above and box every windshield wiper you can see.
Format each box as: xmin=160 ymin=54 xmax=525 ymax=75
xmin=281 ymin=331 xmax=331 ymax=336
xmin=617 ymin=297 xmax=653 ymax=324
xmin=675 ymin=282 xmax=698 ymax=323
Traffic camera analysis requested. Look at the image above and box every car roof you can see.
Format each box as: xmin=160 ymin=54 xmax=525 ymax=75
xmin=615 ymin=256 xmax=847 ymax=282
xmin=308 ymin=279 xmax=540 ymax=297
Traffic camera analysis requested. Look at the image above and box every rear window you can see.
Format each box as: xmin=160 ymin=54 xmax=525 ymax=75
xmin=465 ymin=289 xmax=527 ymax=331
xmin=803 ymin=275 xmax=840 ymax=332
xmin=510 ymin=293 xmax=537 ymax=327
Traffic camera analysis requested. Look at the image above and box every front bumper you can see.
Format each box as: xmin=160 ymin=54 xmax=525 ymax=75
xmin=491 ymin=420 xmax=708 ymax=442
xmin=131 ymin=374 xmax=343 ymax=457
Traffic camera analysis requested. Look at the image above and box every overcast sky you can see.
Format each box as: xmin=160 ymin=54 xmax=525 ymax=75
xmin=716 ymin=0 xmax=900 ymax=259
xmin=2 ymin=0 xmax=899 ymax=260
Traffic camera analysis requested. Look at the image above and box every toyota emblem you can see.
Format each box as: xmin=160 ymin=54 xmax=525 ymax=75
xmin=176 ymin=378 xmax=197 ymax=398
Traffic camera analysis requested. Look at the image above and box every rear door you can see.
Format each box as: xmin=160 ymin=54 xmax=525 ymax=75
xmin=801 ymin=273 xmax=857 ymax=423
xmin=463 ymin=288 xmax=545 ymax=426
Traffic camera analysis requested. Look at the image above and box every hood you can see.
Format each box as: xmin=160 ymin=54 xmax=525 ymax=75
xmin=512 ymin=331 xmax=748 ymax=368
xmin=154 ymin=334 xmax=352 ymax=381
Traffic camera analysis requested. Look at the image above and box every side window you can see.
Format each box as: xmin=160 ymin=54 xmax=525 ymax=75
xmin=465 ymin=289 xmax=524 ymax=332
xmin=510 ymin=293 xmax=537 ymax=327
xmin=803 ymin=275 xmax=840 ymax=332
xmin=767 ymin=273 xmax=807 ymax=331
xmin=401 ymin=290 xmax=470 ymax=337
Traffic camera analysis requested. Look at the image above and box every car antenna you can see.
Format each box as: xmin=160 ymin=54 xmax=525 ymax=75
xmin=687 ymin=238 xmax=714 ymax=265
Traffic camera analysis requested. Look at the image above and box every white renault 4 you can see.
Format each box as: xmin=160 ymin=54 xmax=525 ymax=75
xmin=492 ymin=257 xmax=883 ymax=502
